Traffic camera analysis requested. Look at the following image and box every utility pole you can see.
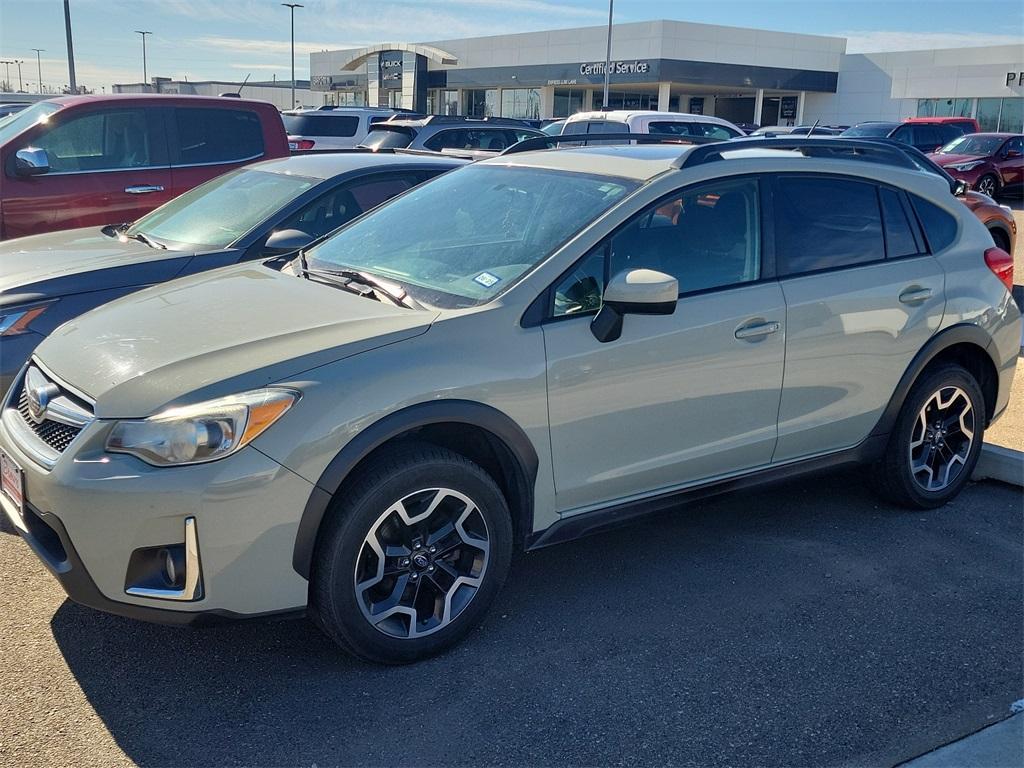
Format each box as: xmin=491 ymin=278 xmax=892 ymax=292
xmin=31 ymin=49 xmax=45 ymax=93
xmin=13 ymin=59 xmax=24 ymax=91
xmin=64 ymin=0 xmax=77 ymax=93
xmin=602 ymin=0 xmax=614 ymax=108
xmin=281 ymin=3 xmax=303 ymax=108
xmin=135 ymin=30 xmax=152 ymax=86
xmin=0 ymin=60 xmax=12 ymax=92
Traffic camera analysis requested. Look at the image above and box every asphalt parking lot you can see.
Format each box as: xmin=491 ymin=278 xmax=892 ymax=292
xmin=1 ymin=472 xmax=1020 ymax=767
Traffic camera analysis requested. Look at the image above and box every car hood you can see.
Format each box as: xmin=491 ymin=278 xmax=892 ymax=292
xmin=33 ymin=262 xmax=438 ymax=418
xmin=930 ymin=153 xmax=985 ymax=167
xmin=0 ymin=227 xmax=189 ymax=303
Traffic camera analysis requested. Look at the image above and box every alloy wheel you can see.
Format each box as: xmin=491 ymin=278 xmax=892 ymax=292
xmin=908 ymin=385 xmax=975 ymax=492
xmin=354 ymin=487 xmax=490 ymax=639
xmin=976 ymin=176 xmax=997 ymax=197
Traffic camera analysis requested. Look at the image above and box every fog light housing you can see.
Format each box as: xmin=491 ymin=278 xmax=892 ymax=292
xmin=124 ymin=517 xmax=203 ymax=601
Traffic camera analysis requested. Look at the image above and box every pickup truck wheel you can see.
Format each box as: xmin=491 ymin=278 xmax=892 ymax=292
xmin=870 ymin=364 xmax=985 ymax=509
xmin=311 ymin=442 xmax=512 ymax=664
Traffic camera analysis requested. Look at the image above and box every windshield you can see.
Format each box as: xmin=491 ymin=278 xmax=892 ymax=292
xmin=841 ymin=123 xmax=898 ymax=137
xmin=0 ymin=101 xmax=61 ymax=145
xmin=360 ymin=127 xmax=415 ymax=149
xmin=127 ymin=168 xmax=317 ymax=249
xmin=936 ymin=135 xmax=1004 ymax=156
xmin=305 ymin=164 xmax=637 ymax=308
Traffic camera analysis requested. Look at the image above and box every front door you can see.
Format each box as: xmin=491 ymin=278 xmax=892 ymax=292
xmin=769 ymin=174 xmax=946 ymax=461
xmin=2 ymin=106 xmax=172 ymax=238
xmin=542 ymin=176 xmax=786 ymax=512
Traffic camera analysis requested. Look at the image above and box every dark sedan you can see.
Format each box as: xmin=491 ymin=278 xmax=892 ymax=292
xmin=0 ymin=152 xmax=465 ymax=394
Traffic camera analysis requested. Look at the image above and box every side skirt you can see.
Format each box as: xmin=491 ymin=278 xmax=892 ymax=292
xmin=526 ymin=434 xmax=889 ymax=551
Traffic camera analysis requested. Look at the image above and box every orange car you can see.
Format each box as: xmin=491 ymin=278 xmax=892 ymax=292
xmin=960 ymin=189 xmax=1016 ymax=253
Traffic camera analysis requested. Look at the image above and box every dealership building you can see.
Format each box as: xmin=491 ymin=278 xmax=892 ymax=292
xmin=308 ymin=19 xmax=1023 ymax=131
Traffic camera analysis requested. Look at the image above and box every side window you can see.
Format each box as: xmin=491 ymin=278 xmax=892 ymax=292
xmin=174 ymin=108 xmax=264 ymax=165
xmin=891 ymin=125 xmax=912 ymax=144
xmin=609 ymin=177 xmax=761 ymax=294
xmin=1004 ymin=137 xmax=1023 ymax=156
xmin=775 ymin=176 xmax=884 ymax=275
xmin=30 ymin=109 xmax=159 ymax=172
xmin=879 ymin=187 xmax=923 ymax=259
xmin=280 ymin=174 xmax=417 ymax=239
xmin=552 ymin=246 xmax=605 ymax=317
xmin=914 ymin=125 xmax=940 ymax=150
xmin=909 ymin=195 xmax=958 ymax=253
xmin=423 ymin=129 xmax=465 ymax=151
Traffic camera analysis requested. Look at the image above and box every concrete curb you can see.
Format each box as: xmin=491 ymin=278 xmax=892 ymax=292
xmin=973 ymin=444 xmax=1024 ymax=487
xmin=899 ymin=713 xmax=1022 ymax=767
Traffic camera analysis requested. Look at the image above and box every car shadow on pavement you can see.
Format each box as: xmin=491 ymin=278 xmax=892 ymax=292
xmin=50 ymin=472 xmax=1023 ymax=768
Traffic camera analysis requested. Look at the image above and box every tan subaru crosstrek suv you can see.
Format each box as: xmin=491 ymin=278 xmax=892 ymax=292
xmin=1 ymin=138 xmax=1018 ymax=663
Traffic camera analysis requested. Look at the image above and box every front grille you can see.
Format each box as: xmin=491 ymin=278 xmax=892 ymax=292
xmin=17 ymin=387 xmax=83 ymax=452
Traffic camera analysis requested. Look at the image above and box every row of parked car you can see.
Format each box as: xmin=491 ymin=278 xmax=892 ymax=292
xmin=0 ymin=94 xmax=1020 ymax=664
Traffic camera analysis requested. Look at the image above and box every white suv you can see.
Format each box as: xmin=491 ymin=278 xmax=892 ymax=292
xmin=562 ymin=110 xmax=745 ymax=139
xmin=283 ymin=107 xmax=398 ymax=151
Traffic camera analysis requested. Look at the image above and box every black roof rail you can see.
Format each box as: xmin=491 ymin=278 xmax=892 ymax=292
xmin=501 ymin=133 xmax=722 ymax=156
xmin=675 ymin=136 xmax=920 ymax=170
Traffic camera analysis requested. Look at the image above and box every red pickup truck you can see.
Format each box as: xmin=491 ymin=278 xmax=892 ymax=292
xmin=0 ymin=94 xmax=288 ymax=239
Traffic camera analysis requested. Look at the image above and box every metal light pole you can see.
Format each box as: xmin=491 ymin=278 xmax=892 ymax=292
xmin=0 ymin=60 xmax=12 ymax=92
xmin=135 ymin=31 xmax=152 ymax=86
xmin=281 ymin=3 xmax=303 ymax=108
xmin=13 ymin=59 xmax=24 ymax=91
xmin=602 ymin=0 xmax=614 ymax=108
xmin=31 ymin=49 xmax=45 ymax=93
xmin=64 ymin=0 xmax=77 ymax=93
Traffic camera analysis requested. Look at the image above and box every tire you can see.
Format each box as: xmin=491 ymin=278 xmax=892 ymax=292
xmin=988 ymin=227 xmax=1011 ymax=253
xmin=870 ymin=364 xmax=985 ymax=509
xmin=975 ymin=174 xmax=999 ymax=198
xmin=310 ymin=442 xmax=513 ymax=664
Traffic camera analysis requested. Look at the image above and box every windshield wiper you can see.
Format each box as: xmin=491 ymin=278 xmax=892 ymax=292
xmin=300 ymin=265 xmax=423 ymax=310
xmin=122 ymin=230 xmax=166 ymax=250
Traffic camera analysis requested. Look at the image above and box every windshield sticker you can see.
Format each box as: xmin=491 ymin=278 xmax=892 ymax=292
xmin=473 ymin=272 xmax=502 ymax=288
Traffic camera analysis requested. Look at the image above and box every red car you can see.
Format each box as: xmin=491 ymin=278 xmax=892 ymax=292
xmin=0 ymin=95 xmax=288 ymax=239
xmin=929 ymin=132 xmax=1023 ymax=199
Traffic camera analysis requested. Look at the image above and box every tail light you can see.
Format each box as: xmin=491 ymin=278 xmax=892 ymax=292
xmin=984 ymin=247 xmax=1013 ymax=293
xmin=289 ymin=139 xmax=315 ymax=151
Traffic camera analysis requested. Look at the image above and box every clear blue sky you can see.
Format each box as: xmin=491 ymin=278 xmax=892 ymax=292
xmin=1 ymin=0 xmax=1021 ymax=92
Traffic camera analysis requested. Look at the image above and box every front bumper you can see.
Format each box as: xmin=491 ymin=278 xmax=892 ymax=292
xmin=0 ymin=401 xmax=315 ymax=623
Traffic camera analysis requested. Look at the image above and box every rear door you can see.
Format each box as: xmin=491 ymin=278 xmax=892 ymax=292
xmin=771 ymin=174 xmax=945 ymax=462
xmin=167 ymin=106 xmax=267 ymax=198
xmin=2 ymin=105 xmax=172 ymax=238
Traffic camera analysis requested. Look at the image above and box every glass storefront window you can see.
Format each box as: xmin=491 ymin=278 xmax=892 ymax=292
xmin=554 ymin=89 xmax=585 ymax=118
xmin=976 ymin=97 xmax=1024 ymax=132
xmin=606 ymin=92 xmax=657 ymax=111
xmin=429 ymin=89 xmax=459 ymax=115
xmin=465 ymin=89 xmax=498 ymax=117
xmin=916 ymin=98 xmax=972 ymax=118
xmin=322 ymin=91 xmax=365 ymax=107
xmin=500 ymin=88 xmax=541 ymax=119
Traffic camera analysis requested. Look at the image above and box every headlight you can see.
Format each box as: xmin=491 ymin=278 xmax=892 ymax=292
xmin=106 ymin=388 xmax=298 ymax=466
xmin=948 ymin=160 xmax=984 ymax=171
xmin=0 ymin=303 xmax=54 ymax=335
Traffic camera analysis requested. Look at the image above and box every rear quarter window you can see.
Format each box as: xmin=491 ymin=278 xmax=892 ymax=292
xmin=909 ymin=195 xmax=958 ymax=253
xmin=174 ymin=107 xmax=264 ymax=165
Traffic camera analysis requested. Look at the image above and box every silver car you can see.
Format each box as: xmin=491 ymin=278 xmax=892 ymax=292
xmin=0 ymin=139 xmax=1018 ymax=664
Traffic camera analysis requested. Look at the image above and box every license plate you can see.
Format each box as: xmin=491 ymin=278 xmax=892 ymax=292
xmin=0 ymin=448 xmax=26 ymax=529
xmin=288 ymin=141 xmax=299 ymax=151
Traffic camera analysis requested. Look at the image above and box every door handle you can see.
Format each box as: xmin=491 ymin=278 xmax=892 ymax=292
xmin=124 ymin=184 xmax=164 ymax=194
xmin=734 ymin=321 xmax=781 ymax=340
xmin=899 ymin=287 xmax=933 ymax=305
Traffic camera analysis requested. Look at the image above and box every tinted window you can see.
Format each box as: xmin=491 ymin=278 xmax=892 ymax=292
xmin=913 ymin=125 xmax=940 ymax=150
xmin=775 ymin=177 xmax=884 ymax=275
xmin=360 ymin=127 xmax=415 ymax=149
xmin=282 ymin=114 xmax=358 ymax=137
xmin=552 ymin=246 xmax=605 ymax=317
xmin=841 ymin=123 xmax=899 ymax=138
xmin=609 ymin=177 xmax=761 ymax=294
xmin=649 ymin=121 xmax=740 ymax=139
xmin=174 ymin=108 xmax=264 ymax=165
xmin=0 ymin=101 xmax=60 ymax=145
xmin=562 ymin=120 xmax=627 ymax=135
xmin=910 ymin=195 xmax=958 ymax=253
xmin=890 ymin=125 xmax=913 ymax=144
xmin=281 ymin=174 xmax=419 ymax=240
xmin=879 ymin=188 xmax=922 ymax=259
xmin=1006 ymin=137 xmax=1023 ymax=155
xmin=31 ymin=109 xmax=160 ymax=172
xmin=424 ymin=129 xmax=515 ymax=151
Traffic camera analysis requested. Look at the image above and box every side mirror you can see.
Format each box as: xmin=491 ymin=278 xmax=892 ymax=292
xmin=263 ymin=228 xmax=314 ymax=255
xmin=953 ymin=178 xmax=969 ymax=197
xmin=14 ymin=147 xmax=49 ymax=176
xmin=1005 ymin=149 xmax=1022 ymax=159
xmin=591 ymin=268 xmax=678 ymax=343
